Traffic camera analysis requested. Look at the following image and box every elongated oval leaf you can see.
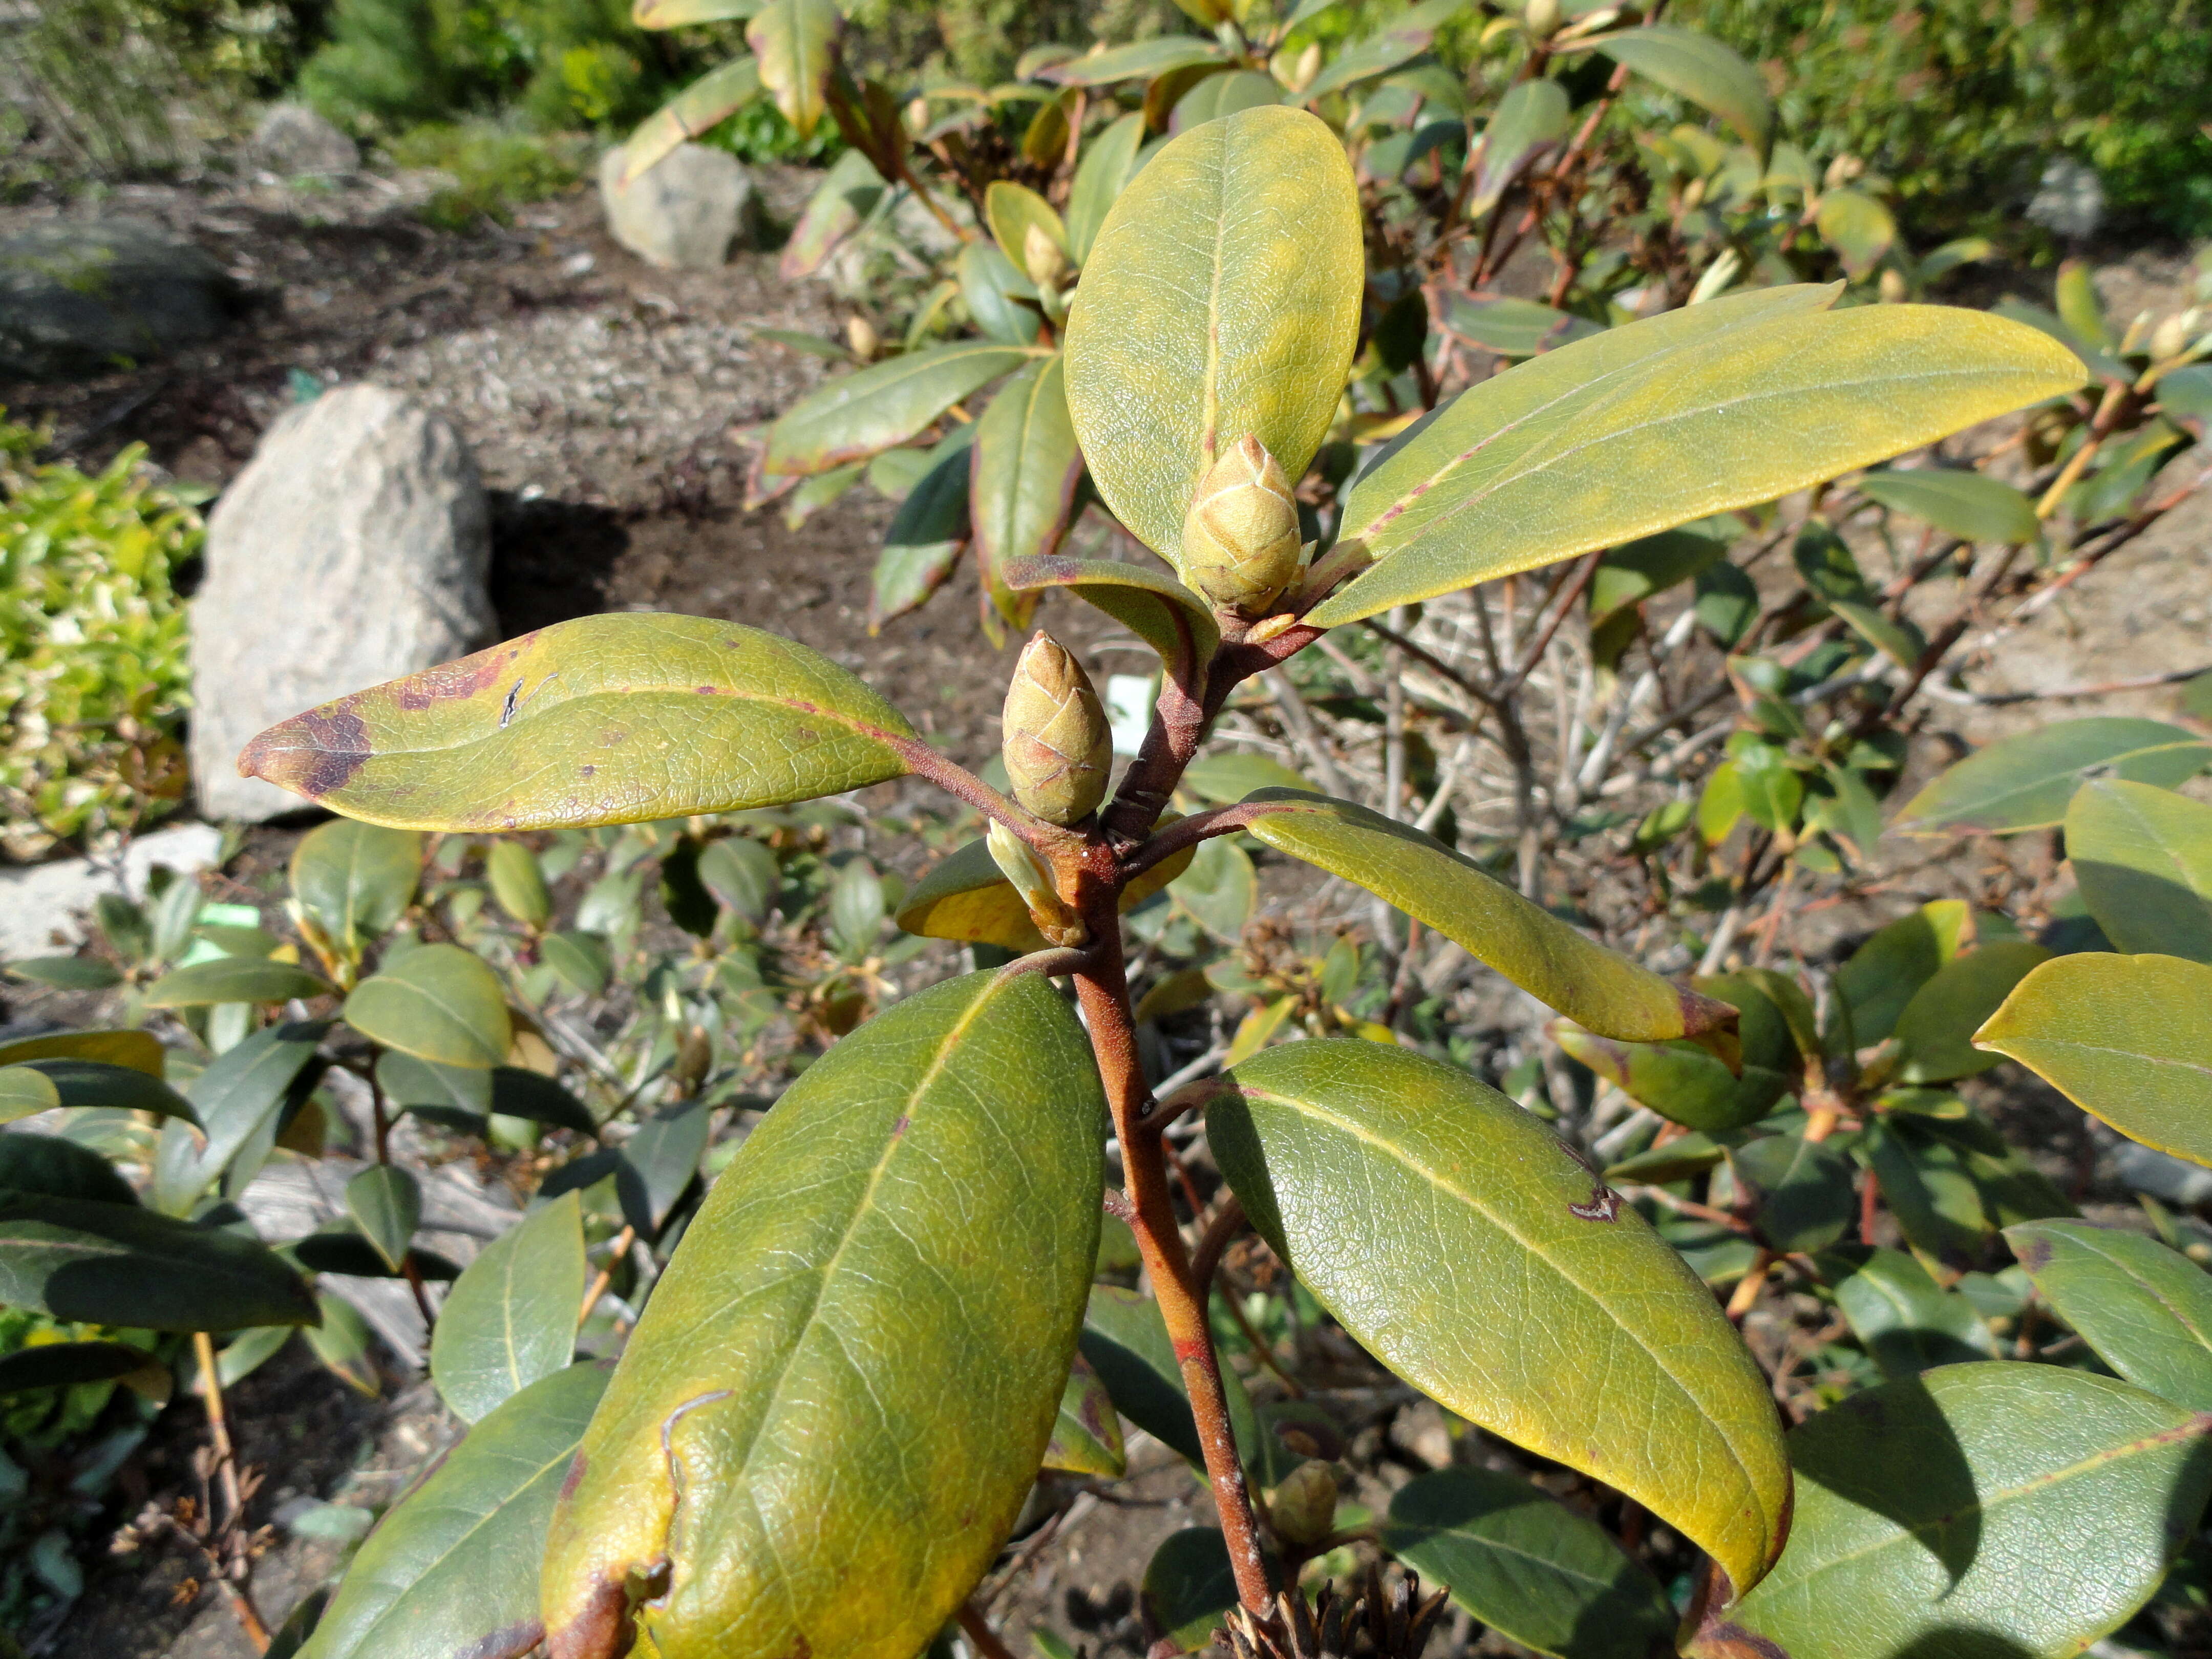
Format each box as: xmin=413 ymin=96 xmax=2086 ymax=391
xmin=1975 ymin=952 xmax=2212 ymax=1166
xmin=765 ymin=343 xmax=1040 ymax=478
xmin=1827 ymin=1246 xmax=1998 ymax=1378
xmin=895 ymin=833 xmax=1194 ymax=952
xmin=1210 ymin=1041 xmax=1790 ymax=1597
xmin=1065 ymin=105 xmax=1362 ymax=568
xmin=1580 ymin=26 xmax=1770 ymax=147
xmin=1832 ymin=899 xmax=1968 ymax=1051
xmin=1311 ymin=288 xmax=2085 ymax=626
xmin=1383 ymin=1465 xmax=1674 ymax=1659
xmin=291 ymin=819 xmax=422 ymax=954
xmin=0 ymin=1193 xmax=316 ymax=1331
xmin=1858 ymin=466 xmax=2039 ymax=545
xmin=2008 ymin=1219 xmax=2212 ymax=1411
xmin=144 ymin=955 xmax=332 ymax=1008
xmin=873 ymin=434 xmax=975 ymax=628
xmin=302 ymin=1362 xmax=610 ymax=1659
xmin=541 ymin=969 xmax=1106 ymax=1659
xmin=1469 ymin=78 xmax=1567 ymax=220
xmin=1897 ymin=717 xmax=2211 ymax=835
xmin=345 ymin=943 xmax=512 ymax=1069
xmin=0 ymin=1068 xmax=59 ymax=1123
xmin=0 ymin=1132 xmax=139 ymax=1204
xmin=347 ymin=1164 xmax=421 ymax=1272
xmin=1040 ymin=38 xmax=1228 ymax=87
xmin=1240 ymin=790 xmax=1730 ymax=1041
xmin=171 ymin=1021 xmax=328 ymax=1202
xmin=0 ymin=1338 xmax=160 ymax=1396
xmin=1079 ymin=1283 xmax=1258 ymax=1473
xmin=1067 ymin=110 xmax=1146 ymax=262
xmin=241 ymin=615 xmax=919 ymax=831
xmin=780 ymin=149 xmax=885 ymax=281
xmin=0 ymin=1029 xmax=163 ymax=1074
xmin=1891 ymin=940 xmax=2050 ymax=1083
xmin=1693 ymin=1365 xmax=2212 ymax=1659
xmin=971 ymin=356 xmax=1082 ymax=633
xmin=1043 ymin=1353 xmax=1126 ymax=1478
xmin=432 ymin=1194 xmax=585 ymax=1424
xmin=618 ymin=56 xmax=763 ymax=184
xmin=957 ymin=242 xmax=1042 ymax=346
xmin=2067 ymin=779 xmax=2212 ymax=962
xmin=633 ymin=0 xmax=759 ymax=24
xmin=986 ymin=180 xmax=1067 ymax=268
xmin=1002 ymin=556 xmax=1220 ymax=680
xmin=746 ymin=0 xmax=838 ymax=138
xmin=23 ymin=1058 xmax=201 ymax=1125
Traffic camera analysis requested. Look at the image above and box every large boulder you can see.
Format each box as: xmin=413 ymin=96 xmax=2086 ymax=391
xmin=189 ymin=385 xmax=495 ymax=822
xmin=598 ymin=142 xmax=759 ymax=270
xmin=0 ymin=218 xmax=244 ymax=381
xmin=244 ymin=103 xmax=359 ymax=177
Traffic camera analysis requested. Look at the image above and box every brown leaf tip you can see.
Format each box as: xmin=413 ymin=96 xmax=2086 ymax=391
xmin=238 ymin=703 xmax=372 ymax=801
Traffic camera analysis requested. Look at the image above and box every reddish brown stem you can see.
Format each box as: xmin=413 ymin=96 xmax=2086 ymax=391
xmin=956 ymin=1599 xmax=1020 ymax=1659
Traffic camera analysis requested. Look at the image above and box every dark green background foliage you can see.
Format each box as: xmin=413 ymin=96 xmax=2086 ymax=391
xmin=1678 ymin=0 xmax=2212 ymax=238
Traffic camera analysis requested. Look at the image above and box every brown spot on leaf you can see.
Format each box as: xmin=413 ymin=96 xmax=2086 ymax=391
xmin=697 ymin=685 xmax=720 ymax=694
xmin=456 ymin=1619 xmax=547 ymax=1659
xmin=1568 ymin=1185 xmax=1622 ymax=1223
xmin=790 ymin=726 xmax=820 ymax=747
xmin=2014 ymin=1232 xmax=2053 ymax=1274
xmin=544 ymin=1573 xmax=633 ymax=1659
xmin=237 ymin=703 xmax=372 ymax=800
xmin=394 ymin=640 xmax=528 ymax=710
xmin=581 ymin=764 xmax=597 ymax=777
xmin=559 ymin=1450 xmax=587 ymax=1503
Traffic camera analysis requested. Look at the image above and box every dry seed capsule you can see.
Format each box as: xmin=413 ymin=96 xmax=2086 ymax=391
xmin=1002 ymin=631 xmax=1111 ymax=825
xmin=1181 ymin=435 xmax=1304 ymax=618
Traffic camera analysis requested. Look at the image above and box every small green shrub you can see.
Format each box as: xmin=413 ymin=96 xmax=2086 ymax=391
xmin=387 ymin=121 xmax=589 ymax=227
xmin=0 ymin=420 xmax=197 ymax=862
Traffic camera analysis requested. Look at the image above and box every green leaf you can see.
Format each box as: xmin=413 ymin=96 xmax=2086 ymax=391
xmin=491 ymin=1068 xmax=597 ymax=1135
xmin=956 ymin=242 xmax=1041 ymax=347
xmin=1169 ymin=835 xmax=1256 ymax=940
xmin=486 ymin=841 xmax=552 ymax=929
xmin=1468 ymin=77 xmax=1569 ymax=220
xmin=985 ymin=180 xmax=1068 ymax=269
xmin=1383 ymin=1465 xmax=1674 ymax=1659
xmin=1179 ymin=751 xmax=1313 ymax=804
xmin=1604 ymin=1131 xmax=1727 ymax=1186
xmin=1812 ymin=186 xmax=1895 ymax=277
xmin=1042 ymin=1353 xmax=1126 ymax=1478
xmin=1039 ymin=38 xmax=1228 ymax=88
xmin=617 ymin=56 xmax=763 ymax=184
xmin=1142 ymin=1529 xmax=1239 ymax=1653
xmin=1301 ymin=0 xmax=1454 ymax=100
xmin=1831 ymin=900 xmax=1968 ymax=1051
xmin=894 ymin=834 xmax=1195 ymax=954
xmin=244 ymin=616 xmax=920 ymax=831
xmin=1580 ymin=25 xmax=1771 ymax=147
xmin=4 ymin=955 xmax=121 ymax=989
xmin=299 ymin=1362 xmax=610 ymax=1659
xmin=779 ymin=150 xmax=885 ymax=281
xmin=1587 ymin=527 xmax=1729 ymax=627
xmin=2066 ymin=779 xmax=2212 ymax=962
xmin=1210 ymin=1040 xmax=1789 ymax=1597
xmin=1825 ymin=1246 xmax=1996 ymax=1378
xmin=144 ymin=955 xmax=332 ymax=1008
xmin=1790 ymin=521 xmax=1926 ymax=667
xmin=0 ymin=1193 xmax=316 ymax=1331
xmin=1311 ymin=287 xmax=2085 ymax=626
xmin=1439 ymin=295 xmax=1604 ymax=358
xmin=540 ymin=969 xmax=1105 ymax=1659
xmin=746 ymin=0 xmax=838 ymax=137
xmin=1858 ymin=466 xmax=2039 ymax=545
xmin=540 ymin=930 xmax=612 ymax=998
xmin=0 ymin=1067 xmax=60 ymax=1123
xmin=612 ymin=1098 xmax=715 ymax=1236
xmin=1079 ymin=1284 xmax=1258 ymax=1472
xmin=1067 ymin=110 xmax=1146 ymax=262
xmin=0 ymin=1132 xmax=138 ymax=1204
xmin=1892 ymin=940 xmax=2050 ymax=1083
xmin=1732 ymin=1134 xmax=1855 ymax=1254
xmin=764 ymin=343 xmax=1039 ymax=478
xmin=0 ymin=1338 xmax=161 ymax=1397
xmin=0 ymin=1029 xmax=163 ymax=1073
xmin=290 ymin=819 xmax=423 ymax=954
xmin=632 ymin=0 xmax=759 ymax=25
xmin=1550 ymin=1024 xmax=1788 ymax=1134
xmin=1896 ymin=717 xmax=2212 ymax=835
xmin=1863 ymin=1117 xmax=1996 ymax=1262
xmin=971 ymin=357 xmax=1082 ymax=634
xmin=345 ymin=944 xmax=512 ymax=1069
xmin=870 ymin=432 xmax=974 ymax=630
xmin=18 ymin=1058 xmax=201 ymax=1125
xmin=1003 ymin=557 xmax=1219 ymax=683
xmin=1695 ymin=1365 xmax=2212 ymax=1659
xmin=2008 ymin=1220 xmax=2212 ymax=1411
xmin=1064 ymin=106 xmax=1363 ymax=569
xmin=379 ymin=1049 xmax=490 ymax=1122
xmin=1974 ymin=952 xmax=2212 ymax=1167
xmin=305 ymin=1290 xmax=379 ymax=1394
xmin=346 ymin=1165 xmax=420 ymax=1272
xmin=430 ymin=1194 xmax=585 ymax=1424
xmin=1241 ymin=791 xmax=1731 ymax=1041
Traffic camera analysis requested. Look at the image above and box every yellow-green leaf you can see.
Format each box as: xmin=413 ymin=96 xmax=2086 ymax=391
xmin=1310 ymin=287 xmax=2085 ymax=626
xmin=970 ymin=356 xmax=1082 ymax=634
xmin=1891 ymin=939 xmax=2050 ymax=1083
xmin=1064 ymin=105 xmax=1362 ymax=570
xmin=895 ymin=832 xmax=1195 ymax=952
xmin=540 ymin=970 xmax=1105 ymax=1659
xmin=2066 ymin=779 xmax=2212 ymax=962
xmin=1579 ymin=25 xmax=1771 ymax=148
xmin=430 ymin=1194 xmax=585 ymax=1425
xmin=1066 ymin=110 xmax=1146 ymax=262
xmin=240 ymin=615 xmax=918 ymax=831
xmin=746 ymin=0 xmax=839 ymax=138
xmin=617 ymin=57 xmax=762 ymax=184
xmin=0 ymin=1029 xmax=164 ymax=1075
xmin=764 ymin=342 xmax=1040 ymax=477
xmin=2008 ymin=1220 xmax=2212 ymax=1412
xmin=1240 ymin=790 xmax=1731 ymax=1042
xmin=143 ymin=956 xmax=333 ymax=1008
xmin=1002 ymin=556 xmax=1219 ymax=681
xmin=632 ymin=0 xmax=759 ymax=25
xmin=1896 ymin=717 xmax=2211 ymax=835
xmin=1043 ymin=1353 xmax=1126 ymax=1477
xmin=1694 ymin=1365 xmax=2212 ymax=1659
xmin=1858 ymin=466 xmax=2039 ymax=545
xmin=1039 ymin=38 xmax=1228 ymax=88
xmin=985 ymin=180 xmax=1067 ymax=269
xmin=1974 ymin=952 xmax=2212 ymax=1167
xmin=291 ymin=819 xmax=422 ymax=956
xmin=1210 ymin=1040 xmax=1789 ymax=1598
xmin=344 ymin=943 xmax=513 ymax=1069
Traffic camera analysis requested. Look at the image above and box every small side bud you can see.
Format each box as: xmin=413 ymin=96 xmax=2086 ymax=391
xmin=1002 ymin=631 xmax=1111 ymax=825
xmin=1181 ymin=435 xmax=1304 ymax=618
xmin=1521 ymin=0 xmax=1561 ymax=36
xmin=1877 ymin=267 xmax=1908 ymax=305
xmin=1269 ymin=1462 xmax=1338 ymax=1546
xmin=987 ymin=820 xmax=1086 ymax=947
xmin=1024 ymin=223 xmax=1069 ymax=291
xmin=845 ymin=314 xmax=880 ymax=361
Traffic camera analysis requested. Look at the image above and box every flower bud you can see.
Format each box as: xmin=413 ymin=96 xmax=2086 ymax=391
xmin=845 ymin=313 xmax=880 ymax=361
xmin=1002 ymin=631 xmax=1111 ymax=825
xmin=1024 ymin=223 xmax=1069 ymax=291
xmin=987 ymin=819 xmax=1086 ymax=946
xmin=1269 ymin=1462 xmax=1338 ymax=1546
xmin=2150 ymin=308 xmax=2200 ymax=363
xmin=1181 ymin=435 xmax=1305 ymax=618
xmin=1521 ymin=0 xmax=1561 ymax=37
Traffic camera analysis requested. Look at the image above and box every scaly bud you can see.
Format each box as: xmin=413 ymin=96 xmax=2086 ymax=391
xmin=1181 ymin=435 xmax=1305 ymax=618
xmin=1002 ymin=631 xmax=1111 ymax=825
xmin=1269 ymin=1461 xmax=1338 ymax=1546
xmin=1024 ymin=223 xmax=1069 ymax=291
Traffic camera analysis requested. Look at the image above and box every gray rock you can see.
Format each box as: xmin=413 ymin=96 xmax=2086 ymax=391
xmin=0 ymin=218 xmax=244 ymax=381
xmin=245 ymin=103 xmax=359 ymax=177
xmin=598 ymin=142 xmax=759 ymax=270
xmin=189 ymin=385 xmax=495 ymax=822
xmin=0 ymin=822 xmax=225 ymax=959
